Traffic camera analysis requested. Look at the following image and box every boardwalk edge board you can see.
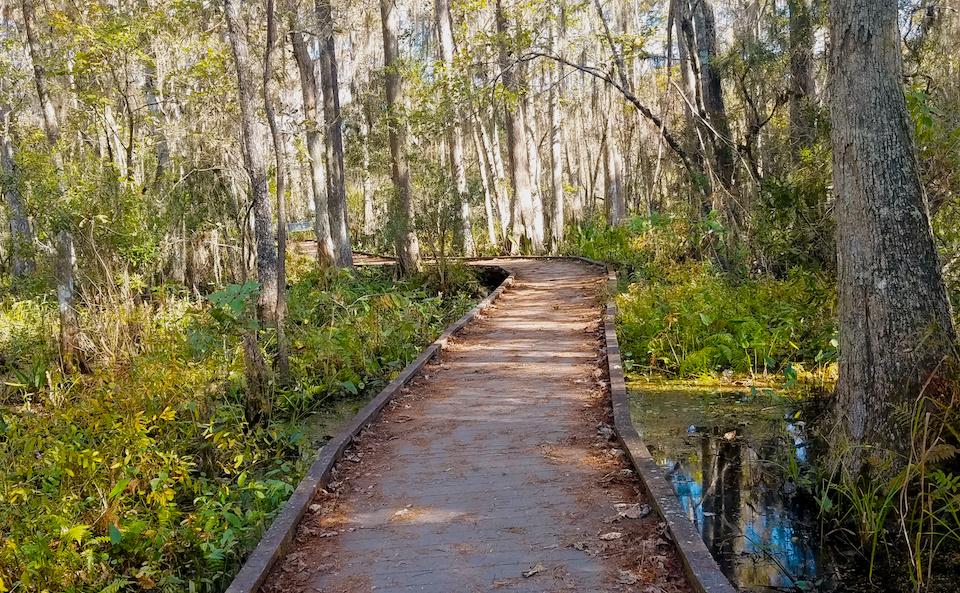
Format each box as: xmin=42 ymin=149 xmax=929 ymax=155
xmin=601 ymin=268 xmax=739 ymax=593
xmin=224 ymin=265 xmax=515 ymax=593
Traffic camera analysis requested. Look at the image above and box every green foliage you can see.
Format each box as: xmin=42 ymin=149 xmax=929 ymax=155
xmin=821 ymin=392 xmax=960 ymax=589
xmin=615 ymin=263 xmax=836 ymax=377
xmin=207 ymin=281 xmax=260 ymax=332
xmin=0 ymin=266 xmax=480 ymax=592
xmin=562 ymin=215 xmax=691 ymax=283
xmin=750 ymin=145 xmax=835 ymax=275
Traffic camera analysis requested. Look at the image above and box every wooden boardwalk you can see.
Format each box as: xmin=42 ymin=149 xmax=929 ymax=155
xmin=262 ymin=259 xmax=690 ymax=593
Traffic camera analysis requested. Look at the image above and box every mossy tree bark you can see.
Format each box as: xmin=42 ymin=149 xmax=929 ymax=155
xmin=225 ymin=0 xmax=278 ymax=420
xmin=435 ymin=0 xmax=474 ymax=256
xmin=495 ymin=0 xmax=545 ymax=254
xmin=830 ymin=0 xmax=956 ymax=467
xmin=290 ymin=26 xmax=336 ymax=267
xmin=788 ymin=0 xmax=817 ymax=157
xmin=380 ymin=0 xmax=421 ymax=273
xmin=316 ymin=0 xmax=354 ymax=268
xmin=22 ymin=0 xmax=81 ymax=370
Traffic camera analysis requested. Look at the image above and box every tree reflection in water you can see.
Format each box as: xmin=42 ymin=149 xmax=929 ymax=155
xmin=630 ymin=386 xmax=836 ymax=592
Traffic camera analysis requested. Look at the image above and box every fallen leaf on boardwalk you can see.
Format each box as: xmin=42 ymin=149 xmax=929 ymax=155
xmin=572 ymin=541 xmax=603 ymax=557
xmin=599 ymin=469 xmax=635 ymax=484
xmin=308 ymin=504 xmax=322 ymax=513
xmin=615 ymin=503 xmax=651 ymax=520
xmin=392 ymin=508 xmax=411 ymax=519
xmin=522 ymin=564 xmax=545 ymax=578
xmin=597 ymin=423 xmax=615 ymax=440
xmin=599 ymin=532 xmax=623 ymax=541
xmin=617 ymin=570 xmax=640 ymax=585
xmin=318 ymin=531 xmax=339 ymax=538
xmin=394 ymin=415 xmax=414 ymax=423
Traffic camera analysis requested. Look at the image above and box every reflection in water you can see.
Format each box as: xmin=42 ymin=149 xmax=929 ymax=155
xmin=630 ymin=386 xmax=834 ymax=592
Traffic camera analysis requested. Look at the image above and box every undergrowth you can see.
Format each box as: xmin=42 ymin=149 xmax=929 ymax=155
xmin=564 ymin=216 xmax=838 ymax=380
xmin=0 ymin=261 xmax=482 ymax=593
xmin=567 ymin=215 xmax=960 ymax=591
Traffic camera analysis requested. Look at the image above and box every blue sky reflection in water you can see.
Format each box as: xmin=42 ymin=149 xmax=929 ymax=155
xmin=629 ymin=385 xmax=833 ymax=592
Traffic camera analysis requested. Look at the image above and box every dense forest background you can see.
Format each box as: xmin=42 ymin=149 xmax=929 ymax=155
xmin=1 ymin=0 xmax=960 ymax=591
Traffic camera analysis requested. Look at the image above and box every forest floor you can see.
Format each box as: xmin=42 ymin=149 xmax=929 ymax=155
xmin=262 ymin=259 xmax=691 ymax=593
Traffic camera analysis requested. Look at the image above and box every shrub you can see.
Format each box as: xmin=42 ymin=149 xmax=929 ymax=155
xmin=615 ymin=262 xmax=837 ymax=377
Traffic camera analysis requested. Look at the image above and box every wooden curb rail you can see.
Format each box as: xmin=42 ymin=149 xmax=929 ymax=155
xmin=224 ymin=266 xmax=515 ymax=593
xmin=601 ymin=267 xmax=737 ymax=593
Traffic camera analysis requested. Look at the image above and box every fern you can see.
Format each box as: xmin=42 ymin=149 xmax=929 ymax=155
xmin=98 ymin=579 xmax=131 ymax=593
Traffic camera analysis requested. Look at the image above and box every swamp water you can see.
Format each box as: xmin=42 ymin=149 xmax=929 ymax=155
xmin=629 ymin=383 xmax=859 ymax=592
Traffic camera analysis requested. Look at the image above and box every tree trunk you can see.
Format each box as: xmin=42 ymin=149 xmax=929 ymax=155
xmin=22 ymin=0 xmax=80 ymax=370
xmin=788 ymin=0 xmax=817 ymax=157
xmin=224 ymin=0 xmax=278 ymax=324
xmin=56 ymin=230 xmax=81 ymax=372
xmin=0 ymin=109 xmax=34 ymax=277
xmin=479 ymin=110 xmax=510 ymax=240
xmin=830 ymin=0 xmax=956 ymax=466
xmin=316 ymin=0 xmax=353 ymax=268
xmin=522 ymin=96 xmax=546 ymax=244
xmin=290 ymin=28 xmax=336 ymax=266
xmin=21 ymin=0 xmax=59 ymax=149
xmin=143 ymin=56 xmax=170 ymax=183
xmin=548 ymin=18 xmax=564 ymax=252
xmin=495 ymin=0 xmax=544 ymax=253
xmin=380 ymin=0 xmax=421 ymax=273
xmin=435 ymin=0 xmax=474 ymax=256
xmin=472 ymin=123 xmax=498 ymax=245
xmin=603 ymin=115 xmax=626 ymax=225
xmin=693 ymin=0 xmax=735 ymax=191
xmin=264 ymin=0 xmax=289 ymax=382
xmin=361 ymin=100 xmax=376 ymax=238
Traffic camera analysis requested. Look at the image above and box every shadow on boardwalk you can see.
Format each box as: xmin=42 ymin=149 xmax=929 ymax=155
xmin=263 ymin=259 xmax=692 ymax=593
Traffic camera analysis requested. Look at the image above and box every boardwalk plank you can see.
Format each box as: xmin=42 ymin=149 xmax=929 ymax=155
xmin=263 ymin=259 xmax=691 ymax=593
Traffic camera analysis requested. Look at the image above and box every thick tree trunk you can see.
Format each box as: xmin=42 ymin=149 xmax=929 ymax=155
xmin=495 ymin=0 xmax=544 ymax=253
xmin=143 ymin=57 xmax=170 ymax=183
xmin=830 ymin=0 xmax=956 ymax=466
xmin=788 ymin=0 xmax=817 ymax=157
xmin=316 ymin=0 xmax=353 ymax=268
xmin=291 ymin=28 xmax=336 ymax=266
xmin=380 ymin=0 xmax=421 ymax=273
xmin=224 ymin=0 xmax=278 ymax=324
xmin=522 ymin=96 xmax=546 ymax=245
xmin=55 ymin=230 xmax=81 ymax=371
xmin=435 ymin=0 xmax=474 ymax=256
